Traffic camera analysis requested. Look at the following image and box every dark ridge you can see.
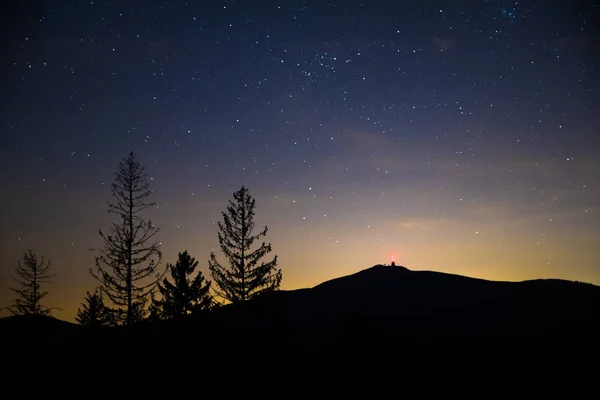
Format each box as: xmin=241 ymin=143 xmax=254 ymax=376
xmin=0 ymin=314 xmax=82 ymax=350
xmin=2 ymin=264 xmax=599 ymax=370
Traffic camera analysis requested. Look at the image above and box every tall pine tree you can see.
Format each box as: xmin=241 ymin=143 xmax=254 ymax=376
xmin=75 ymin=289 xmax=116 ymax=327
xmin=209 ymin=186 xmax=281 ymax=304
xmin=7 ymin=250 xmax=57 ymax=316
xmin=153 ymin=250 xmax=213 ymax=319
xmin=91 ymin=151 xmax=164 ymax=325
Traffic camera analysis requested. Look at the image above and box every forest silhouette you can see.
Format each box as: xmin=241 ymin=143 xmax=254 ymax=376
xmin=2 ymin=152 xmax=599 ymax=368
xmin=2 ymin=264 xmax=599 ymax=368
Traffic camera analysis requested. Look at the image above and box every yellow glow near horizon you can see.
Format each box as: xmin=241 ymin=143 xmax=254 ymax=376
xmin=1 ymin=135 xmax=599 ymax=323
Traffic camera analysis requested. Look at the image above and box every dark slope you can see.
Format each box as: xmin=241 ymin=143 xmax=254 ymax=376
xmin=120 ymin=265 xmax=599 ymax=364
xmin=247 ymin=265 xmax=600 ymax=358
xmin=2 ymin=265 xmax=599 ymax=365
xmin=303 ymin=265 xmax=599 ymax=337
xmin=0 ymin=314 xmax=83 ymax=351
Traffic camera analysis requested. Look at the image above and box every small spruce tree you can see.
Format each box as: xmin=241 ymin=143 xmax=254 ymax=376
xmin=153 ymin=250 xmax=213 ymax=319
xmin=75 ymin=289 xmax=116 ymax=327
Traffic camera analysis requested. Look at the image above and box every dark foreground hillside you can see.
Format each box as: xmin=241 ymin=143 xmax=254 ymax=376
xmin=2 ymin=265 xmax=599 ymax=370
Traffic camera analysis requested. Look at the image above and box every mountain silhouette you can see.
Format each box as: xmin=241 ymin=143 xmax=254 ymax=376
xmin=2 ymin=264 xmax=599 ymax=368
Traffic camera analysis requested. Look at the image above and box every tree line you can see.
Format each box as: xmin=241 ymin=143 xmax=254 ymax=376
xmin=3 ymin=152 xmax=282 ymax=327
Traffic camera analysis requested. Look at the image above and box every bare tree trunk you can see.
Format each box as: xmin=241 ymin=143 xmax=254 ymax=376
xmin=127 ymin=175 xmax=133 ymax=326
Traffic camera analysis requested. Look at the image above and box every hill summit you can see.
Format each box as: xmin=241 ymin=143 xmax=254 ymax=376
xmin=1 ymin=264 xmax=599 ymax=363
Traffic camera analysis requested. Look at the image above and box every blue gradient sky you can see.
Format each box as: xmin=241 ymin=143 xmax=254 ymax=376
xmin=1 ymin=0 xmax=599 ymax=321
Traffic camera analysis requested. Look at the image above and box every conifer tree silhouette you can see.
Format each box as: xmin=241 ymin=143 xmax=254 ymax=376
xmin=75 ymin=289 xmax=116 ymax=327
xmin=91 ymin=151 xmax=164 ymax=325
xmin=7 ymin=250 xmax=57 ymax=316
xmin=153 ymin=250 xmax=213 ymax=319
xmin=209 ymin=186 xmax=281 ymax=304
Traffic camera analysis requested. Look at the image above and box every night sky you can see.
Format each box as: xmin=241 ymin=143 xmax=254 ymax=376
xmin=1 ymin=0 xmax=599 ymax=322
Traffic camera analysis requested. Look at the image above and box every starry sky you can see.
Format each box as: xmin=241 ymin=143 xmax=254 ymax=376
xmin=1 ymin=0 xmax=599 ymax=322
